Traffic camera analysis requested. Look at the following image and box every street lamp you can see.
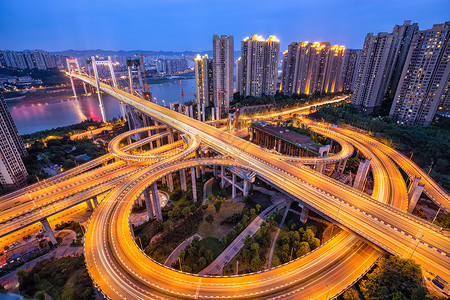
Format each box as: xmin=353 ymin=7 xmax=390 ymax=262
xmin=236 ymin=260 xmax=239 ymax=275
xmin=430 ymin=207 xmax=441 ymax=228
xmin=178 ymin=257 xmax=182 ymax=271
xmin=330 ymin=200 xmax=343 ymax=237
xmin=409 ymin=234 xmax=424 ymax=260
xmin=289 ymin=247 xmax=296 ymax=261
xmin=325 ymin=284 xmax=330 ymax=300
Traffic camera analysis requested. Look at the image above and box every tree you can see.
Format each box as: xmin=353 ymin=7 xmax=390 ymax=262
xmin=198 ymin=257 xmax=207 ymax=269
xmin=205 ymin=249 xmax=214 ymax=263
xmin=255 ymin=204 xmax=262 ymax=213
xmin=360 ymin=255 xmax=430 ymax=300
xmin=295 ymin=242 xmax=310 ymax=257
xmin=206 ymin=213 xmax=214 ymax=224
xmin=343 ymin=288 xmax=359 ymax=300
xmin=182 ymin=206 xmax=191 ymax=218
xmin=214 ymin=201 xmax=222 ymax=213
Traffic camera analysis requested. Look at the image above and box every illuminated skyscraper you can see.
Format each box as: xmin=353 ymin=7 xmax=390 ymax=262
xmin=194 ymin=54 xmax=213 ymax=107
xmin=237 ymin=35 xmax=280 ymax=97
xmin=281 ymin=42 xmax=345 ymax=96
xmin=352 ymin=21 xmax=418 ymax=114
xmin=0 ymin=93 xmax=28 ymax=189
xmin=389 ymin=22 xmax=450 ymax=126
xmin=212 ymin=35 xmax=234 ymax=114
xmin=337 ymin=49 xmax=361 ymax=91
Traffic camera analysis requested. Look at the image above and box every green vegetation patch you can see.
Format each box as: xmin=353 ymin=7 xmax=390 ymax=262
xmin=16 ymin=255 xmax=94 ymax=300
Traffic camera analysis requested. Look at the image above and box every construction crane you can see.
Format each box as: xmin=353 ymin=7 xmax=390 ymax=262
xmin=180 ymin=81 xmax=196 ymax=104
xmin=135 ymin=52 xmax=155 ymax=100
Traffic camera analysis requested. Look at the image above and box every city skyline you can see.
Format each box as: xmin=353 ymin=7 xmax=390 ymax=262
xmin=1 ymin=0 xmax=449 ymax=52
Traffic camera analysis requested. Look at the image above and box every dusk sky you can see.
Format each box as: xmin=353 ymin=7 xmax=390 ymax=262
xmin=1 ymin=0 xmax=449 ymax=52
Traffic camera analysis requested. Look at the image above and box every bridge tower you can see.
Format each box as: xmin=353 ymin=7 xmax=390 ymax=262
xmin=66 ymin=58 xmax=88 ymax=97
xmin=91 ymin=56 xmax=127 ymax=123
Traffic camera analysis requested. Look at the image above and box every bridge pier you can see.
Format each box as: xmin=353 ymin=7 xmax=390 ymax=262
xmin=69 ymin=76 xmax=77 ymax=98
xmin=180 ymin=169 xmax=187 ymax=192
xmin=232 ymin=173 xmax=237 ymax=199
xmin=213 ymin=166 xmax=218 ymax=178
xmin=200 ymin=151 xmax=205 ymax=176
xmin=408 ymin=177 xmax=421 ymax=199
xmin=211 ymin=107 xmax=215 ymax=121
xmin=92 ymin=196 xmax=99 ymax=208
xmin=337 ymin=158 xmax=347 ymax=174
xmin=243 ymin=179 xmax=250 ymax=197
xmin=353 ymin=159 xmax=371 ymax=190
xmin=91 ymin=56 xmax=107 ymax=123
xmin=151 ymin=183 xmax=163 ymax=221
xmin=220 ymin=166 xmax=225 ymax=188
xmin=300 ymin=207 xmax=309 ymax=224
xmin=41 ymin=218 xmax=57 ymax=245
xmin=191 ymin=167 xmax=197 ymax=202
xmin=408 ymin=183 xmax=425 ymax=213
xmin=143 ymin=187 xmax=155 ymax=219
xmin=167 ymin=173 xmax=174 ymax=192
xmin=86 ymin=199 xmax=94 ymax=210
xmin=195 ymin=151 xmax=201 ymax=179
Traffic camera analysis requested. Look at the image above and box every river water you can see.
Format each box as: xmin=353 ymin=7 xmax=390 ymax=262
xmin=7 ymin=78 xmax=196 ymax=135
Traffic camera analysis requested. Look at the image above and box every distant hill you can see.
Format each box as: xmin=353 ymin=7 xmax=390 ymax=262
xmin=50 ymin=49 xmax=242 ymax=59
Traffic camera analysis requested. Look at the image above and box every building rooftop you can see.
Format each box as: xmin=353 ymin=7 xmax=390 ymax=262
xmin=251 ymin=120 xmax=321 ymax=154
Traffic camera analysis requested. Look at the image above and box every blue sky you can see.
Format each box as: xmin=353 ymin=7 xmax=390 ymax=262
xmin=1 ymin=0 xmax=449 ymax=52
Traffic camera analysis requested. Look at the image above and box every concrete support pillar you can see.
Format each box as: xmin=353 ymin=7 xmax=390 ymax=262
xmin=197 ymin=103 xmax=201 ymax=121
xmin=200 ymin=151 xmax=205 ymax=176
xmin=189 ymin=105 xmax=194 ymax=119
xmin=167 ymin=173 xmax=174 ymax=192
xmin=191 ymin=167 xmax=197 ymax=202
xmin=243 ymin=179 xmax=250 ymax=197
xmin=337 ymin=158 xmax=347 ymax=174
xmin=168 ymin=128 xmax=175 ymax=143
xmin=408 ymin=183 xmax=425 ymax=213
xmin=211 ymin=107 xmax=215 ymax=121
xmin=151 ymin=183 xmax=163 ymax=221
xmin=300 ymin=207 xmax=309 ymax=224
xmin=180 ymin=169 xmax=187 ymax=191
xmin=92 ymin=196 xmax=99 ymax=208
xmin=353 ymin=159 xmax=371 ymax=190
xmin=316 ymin=164 xmax=325 ymax=173
xmin=41 ymin=218 xmax=57 ymax=245
xmin=91 ymin=57 xmax=107 ymax=123
xmin=195 ymin=151 xmax=201 ymax=179
xmin=213 ymin=165 xmax=218 ymax=178
xmin=232 ymin=173 xmax=237 ymax=199
xmin=220 ymin=166 xmax=225 ymax=188
xmin=86 ymin=199 xmax=94 ymax=210
xmin=250 ymin=128 xmax=253 ymax=142
xmin=216 ymin=108 xmax=220 ymax=120
xmin=177 ymin=103 xmax=182 ymax=114
xmin=408 ymin=176 xmax=421 ymax=200
xmin=69 ymin=76 xmax=77 ymax=98
xmin=184 ymin=106 xmax=189 ymax=117
xmin=144 ymin=188 xmax=154 ymax=219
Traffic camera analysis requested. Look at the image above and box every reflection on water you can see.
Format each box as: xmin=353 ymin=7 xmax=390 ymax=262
xmin=7 ymin=79 xmax=196 ymax=135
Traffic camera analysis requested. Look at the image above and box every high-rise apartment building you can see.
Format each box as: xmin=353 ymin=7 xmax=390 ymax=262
xmin=389 ymin=22 xmax=450 ymax=126
xmin=352 ymin=21 xmax=418 ymax=114
xmin=212 ymin=35 xmax=234 ymax=114
xmin=0 ymin=93 xmax=28 ymax=189
xmin=236 ymin=35 xmax=280 ymax=97
xmin=194 ymin=54 xmax=213 ymax=107
xmin=280 ymin=42 xmax=345 ymax=96
xmin=337 ymin=49 xmax=361 ymax=91
xmin=323 ymin=45 xmax=346 ymax=93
